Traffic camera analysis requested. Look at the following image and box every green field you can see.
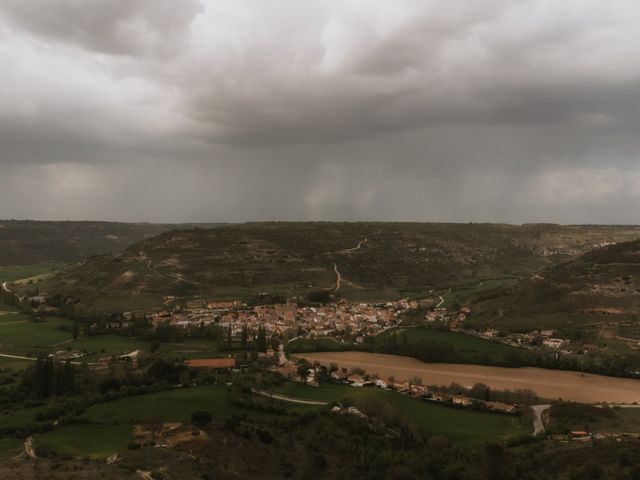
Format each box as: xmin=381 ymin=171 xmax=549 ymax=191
xmin=85 ymin=385 xmax=241 ymax=424
xmin=34 ymin=424 xmax=132 ymax=459
xmin=274 ymin=383 xmax=526 ymax=445
xmin=70 ymin=335 xmax=149 ymax=362
xmin=439 ymin=276 xmax=519 ymax=309
xmin=0 ymin=317 xmax=73 ymax=355
xmin=0 ymin=263 xmax=65 ymax=284
xmin=0 ymin=438 xmax=22 ymax=460
xmin=548 ymin=404 xmax=640 ymax=434
xmin=380 ymin=327 xmax=523 ymax=363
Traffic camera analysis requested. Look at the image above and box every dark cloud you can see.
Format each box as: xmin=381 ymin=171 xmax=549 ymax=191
xmin=0 ymin=1 xmax=639 ymax=222
xmin=0 ymin=0 xmax=203 ymax=57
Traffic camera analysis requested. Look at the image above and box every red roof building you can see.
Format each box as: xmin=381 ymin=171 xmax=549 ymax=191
xmin=184 ymin=358 xmax=236 ymax=369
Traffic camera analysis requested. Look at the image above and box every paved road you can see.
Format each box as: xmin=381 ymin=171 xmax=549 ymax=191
xmin=278 ymin=343 xmax=287 ymax=365
xmin=0 ymin=353 xmax=36 ymax=361
xmin=531 ymin=404 xmax=550 ymax=436
xmin=24 ymin=436 xmax=36 ymax=459
xmin=332 ymin=263 xmax=342 ymax=292
xmin=252 ymin=389 xmax=328 ymax=406
xmin=436 ymin=295 xmax=445 ymax=308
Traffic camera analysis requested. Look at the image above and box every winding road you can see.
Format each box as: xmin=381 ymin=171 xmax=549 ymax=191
xmin=332 ymin=264 xmax=342 ymax=292
xmin=531 ymin=404 xmax=550 ymax=436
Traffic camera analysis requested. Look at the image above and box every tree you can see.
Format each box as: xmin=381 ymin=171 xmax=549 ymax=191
xmin=241 ymin=324 xmax=248 ymax=349
xmin=191 ymin=410 xmax=212 ymax=427
xmin=72 ymin=322 xmax=79 ymax=341
xmin=256 ymin=326 xmax=267 ymax=353
xmin=227 ymin=327 xmax=232 ymax=349
xmin=150 ymin=341 xmax=159 ymax=354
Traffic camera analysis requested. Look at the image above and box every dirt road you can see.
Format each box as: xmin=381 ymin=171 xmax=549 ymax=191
xmin=298 ymin=352 xmax=640 ymax=404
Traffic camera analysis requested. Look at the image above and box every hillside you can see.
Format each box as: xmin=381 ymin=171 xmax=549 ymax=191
xmin=40 ymin=222 xmax=640 ymax=311
xmin=0 ymin=220 xmax=219 ymax=265
xmin=471 ymin=239 xmax=640 ymax=331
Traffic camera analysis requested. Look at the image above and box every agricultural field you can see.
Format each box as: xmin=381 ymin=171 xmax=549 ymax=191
xmin=0 ymin=262 xmax=66 ymax=284
xmin=70 ymin=335 xmax=149 ymax=363
xmin=376 ymin=327 xmax=523 ymax=364
xmin=273 ymin=383 xmax=526 ymax=445
xmin=0 ymin=317 xmax=73 ymax=356
xmin=34 ymin=424 xmax=132 ymax=460
xmin=84 ymin=385 xmax=238 ymax=424
xmin=0 ymin=438 xmax=22 ymax=461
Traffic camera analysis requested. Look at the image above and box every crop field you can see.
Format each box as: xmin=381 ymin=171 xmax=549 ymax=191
xmin=0 ymin=263 xmax=65 ymax=283
xmin=0 ymin=438 xmax=22 ymax=461
xmin=34 ymin=424 xmax=132 ymax=460
xmin=387 ymin=327 xmax=522 ymax=362
xmin=0 ymin=317 xmax=72 ymax=355
xmin=274 ymin=382 xmax=526 ymax=445
xmin=85 ymin=385 xmax=241 ymax=424
xmin=71 ymin=335 xmax=149 ymax=362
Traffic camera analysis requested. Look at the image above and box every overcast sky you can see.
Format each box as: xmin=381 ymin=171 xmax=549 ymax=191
xmin=1 ymin=0 xmax=640 ymax=224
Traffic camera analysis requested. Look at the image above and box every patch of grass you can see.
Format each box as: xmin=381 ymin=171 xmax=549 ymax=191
xmin=34 ymin=424 xmax=132 ymax=459
xmin=85 ymin=385 xmax=239 ymax=424
xmin=439 ymin=277 xmax=518 ymax=309
xmin=0 ymin=317 xmax=73 ymax=354
xmin=70 ymin=335 xmax=149 ymax=362
xmin=0 ymin=356 xmax=34 ymax=371
xmin=0 ymin=438 xmax=22 ymax=460
xmin=0 ymin=263 xmax=65 ymax=283
xmin=382 ymin=327 xmax=522 ymax=363
xmin=274 ymin=382 xmax=525 ymax=445
xmin=548 ymin=403 xmax=640 ymax=434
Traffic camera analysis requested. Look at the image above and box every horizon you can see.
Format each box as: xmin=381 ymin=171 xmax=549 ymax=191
xmin=3 ymin=218 xmax=640 ymax=228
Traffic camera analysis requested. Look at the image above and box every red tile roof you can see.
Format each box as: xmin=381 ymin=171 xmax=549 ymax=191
xmin=185 ymin=358 xmax=236 ymax=369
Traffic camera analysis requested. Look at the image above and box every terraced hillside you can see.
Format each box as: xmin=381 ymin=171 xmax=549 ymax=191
xmin=471 ymin=239 xmax=640 ymax=331
xmin=39 ymin=222 xmax=640 ymax=311
xmin=0 ymin=220 xmax=217 ymax=265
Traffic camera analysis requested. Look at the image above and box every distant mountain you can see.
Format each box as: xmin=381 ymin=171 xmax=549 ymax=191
xmin=39 ymin=222 xmax=640 ymax=312
xmin=0 ymin=220 xmax=220 ymax=266
xmin=471 ymin=239 xmax=640 ymax=330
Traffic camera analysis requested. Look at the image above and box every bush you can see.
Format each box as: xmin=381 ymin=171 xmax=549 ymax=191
xmin=191 ymin=410 xmax=212 ymax=427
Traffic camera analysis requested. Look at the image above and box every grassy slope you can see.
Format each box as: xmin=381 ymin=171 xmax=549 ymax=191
xmin=472 ymin=239 xmax=640 ymax=331
xmin=42 ymin=223 xmax=640 ymax=309
xmin=35 ymin=424 xmax=132 ymax=460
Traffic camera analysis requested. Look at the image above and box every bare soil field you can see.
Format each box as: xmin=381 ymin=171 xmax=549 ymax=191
xmin=299 ymin=352 xmax=640 ymax=404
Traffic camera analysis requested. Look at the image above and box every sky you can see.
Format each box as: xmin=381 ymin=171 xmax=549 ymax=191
xmin=1 ymin=0 xmax=640 ymax=224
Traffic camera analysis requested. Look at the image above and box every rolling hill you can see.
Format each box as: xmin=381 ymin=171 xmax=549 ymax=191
xmin=38 ymin=222 xmax=640 ymax=311
xmin=470 ymin=239 xmax=640 ymax=331
xmin=0 ymin=220 xmax=220 ymax=265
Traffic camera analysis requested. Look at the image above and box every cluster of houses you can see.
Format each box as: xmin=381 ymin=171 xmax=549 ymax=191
xmin=425 ymin=302 xmax=605 ymax=357
xmin=321 ymin=370 xmax=520 ymax=415
xmin=130 ymin=298 xmax=413 ymax=343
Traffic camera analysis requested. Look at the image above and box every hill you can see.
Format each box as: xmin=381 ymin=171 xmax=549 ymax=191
xmin=471 ymin=239 xmax=640 ymax=331
xmin=39 ymin=222 xmax=640 ymax=311
xmin=0 ymin=220 xmax=220 ymax=266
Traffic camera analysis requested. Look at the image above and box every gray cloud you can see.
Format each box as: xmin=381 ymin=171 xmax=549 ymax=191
xmin=0 ymin=0 xmax=639 ymax=223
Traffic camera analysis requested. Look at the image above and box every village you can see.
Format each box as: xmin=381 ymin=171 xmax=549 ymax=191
xmin=128 ymin=297 xmax=413 ymax=344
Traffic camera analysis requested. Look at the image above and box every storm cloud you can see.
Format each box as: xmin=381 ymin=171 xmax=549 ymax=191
xmin=1 ymin=0 xmax=640 ymax=223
